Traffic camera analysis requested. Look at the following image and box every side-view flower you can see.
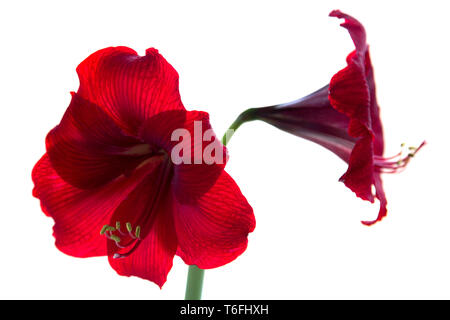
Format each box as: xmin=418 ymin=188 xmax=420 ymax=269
xmin=32 ymin=47 xmax=255 ymax=287
xmin=226 ymin=10 xmax=424 ymax=225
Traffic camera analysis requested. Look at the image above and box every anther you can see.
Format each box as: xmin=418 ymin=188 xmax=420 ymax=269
xmin=100 ymin=222 xmax=142 ymax=257
xmin=110 ymin=234 xmax=121 ymax=243
xmin=100 ymin=225 xmax=108 ymax=235
xmin=100 ymin=225 xmax=115 ymax=235
xmin=126 ymin=222 xmax=133 ymax=233
xmin=374 ymin=141 xmax=425 ymax=173
xmin=135 ymin=226 xmax=141 ymax=239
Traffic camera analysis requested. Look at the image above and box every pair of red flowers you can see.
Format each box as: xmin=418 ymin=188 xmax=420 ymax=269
xmin=32 ymin=11 xmax=422 ymax=287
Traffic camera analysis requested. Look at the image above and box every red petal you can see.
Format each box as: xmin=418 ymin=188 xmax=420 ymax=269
xmin=46 ymin=93 xmax=152 ymax=189
xmin=329 ymin=10 xmax=367 ymax=54
xmin=329 ymin=54 xmax=371 ymax=138
xmin=329 ymin=11 xmax=380 ymax=203
xmin=173 ymin=110 xmax=228 ymax=203
xmin=329 ymin=58 xmax=375 ymax=202
xmin=32 ymin=154 xmax=161 ymax=257
xmin=330 ymin=11 xmax=385 ymax=156
xmin=138 ymin=109 xmax=187 ymax=152
xmin=76 ymin=47 xmax=184 ymax=135
xmin=329 ymin=10 xmax=372 ymax=139
xmin=106 ymin=157 xmax=171 ymax=256
xmin=174 ymin=171 xmax=255 ymax=269
xmin=339 ymin=135 xmax=374 ymax=202
xmin=252 ymin=85 xmax=355 ymax=163
xmin=362 ymin=174 xmax=388 ymax=226
xmin=140 ymin=110 xmax=228 ymax=203
xmin=365 ymin=51 xmax=385 ymax=156
xmin=108 ymin=191 xmax=177 ymax=288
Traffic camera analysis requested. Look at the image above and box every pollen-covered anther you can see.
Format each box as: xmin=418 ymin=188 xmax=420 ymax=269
xmin=374 ymin=141 xmax=426 ymax=173
xmin=100 ymin=224 xmax=122 ymax=246
xmin=100 ymin=222 xmax=142 ymax=259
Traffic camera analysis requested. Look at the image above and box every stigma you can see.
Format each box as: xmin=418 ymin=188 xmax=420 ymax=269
xmin=374 ymin=141 xmax=426 ymax=173
xmin=100 ymin=221 xmax=141 ymax=259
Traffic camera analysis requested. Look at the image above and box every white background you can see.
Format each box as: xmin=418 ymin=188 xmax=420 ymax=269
xmin=1 ymin=0 xmax=449 ymax=299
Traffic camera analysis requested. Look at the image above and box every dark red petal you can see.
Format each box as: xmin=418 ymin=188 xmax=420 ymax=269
xmin=106 ymin=157 xmax=171 ymax=256
xmin=329 ymin=58 xmax=374 ymax=202
xmin=339 ymin=135 xmax=374 ymax=202
xmin=329 ymin=10 xmax=372 ymax=139
xmin=108 ymin=192 xmax=177 ymax=288
xmin=329 ymin=54 xmax=371 ymax=138
xmin=76 ymin=47 xmax=184 ymax=135
xmin=329 ymin=10 xmax=367 ymax=54
xmin=32 ymin=154 xmax=160 ymax=257
xmin=252 ymin=86 xmax=355 ymax=163
xmin=329 ymin=58 xmax=375 ymax=202
xmin=140 ymin=110 xmax=228 ymax=203
xmin=138 ymin=110 xmax=187 ymax=152
xmin=46 ymin=93 xmax=151 ymax=189
xmin=174 ymin=171 xmax=255 ymax=269
xmin=365 ymin=51 xmax=385 ymax=156
xmin=174 ymin=110 xmax=228 ymax=203
xmin=329 ymin=11 xmax=379 ymax=203
xmin=330 ymin=11 xmax=384 ymax=156
xmin=362 ymin=174 xmax=387 ymax=226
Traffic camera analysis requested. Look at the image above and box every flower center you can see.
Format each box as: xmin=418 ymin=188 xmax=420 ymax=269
xmin=374 ymin=141 xmax=426 ymax=173
xmin=121 ymin=143 xmax=153 ymax=156
xmin=100 ymin=221 xmax=141 ymax=259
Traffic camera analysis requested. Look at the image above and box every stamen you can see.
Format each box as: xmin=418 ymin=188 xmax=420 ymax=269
xmin=126 ymin=222 xmax=133 ymax=232
xmin=112 ymin=240 xmax=140 ymax=259
xmin=100 ymin=222 xmax=142 ymax=259
xmin=100 ymin=225 xmax=108 ymax=235
xmin=100 ymin=225 xmax=115 ymax=235
xmin=374 ymin=141 xmax=426 ymax=173
xmin=109 ymin=234 xmax=121 ymax=243
xmin=115 ymin=221 xmax=126 ymax=236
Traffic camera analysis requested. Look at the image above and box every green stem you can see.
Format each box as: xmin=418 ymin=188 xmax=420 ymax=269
xmin=184 ymin=108 xmax=257 ymax=300
xmin=184 ymin=265 xmax=205 ymax=300
xmin=221 ymin=108 xmax=257 ymax=145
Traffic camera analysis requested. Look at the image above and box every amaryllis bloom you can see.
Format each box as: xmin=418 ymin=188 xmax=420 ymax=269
xmin=32 ymin=47 xmax=255 ymax=287
xmin=240 ymin=10 xmax=424 ymax=225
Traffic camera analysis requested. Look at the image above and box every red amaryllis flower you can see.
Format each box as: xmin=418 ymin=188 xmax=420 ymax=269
xmin=32 ymin=47 xmax=255 ymax=287
xmin=241 ymin=10 xmax=424 ymax=225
